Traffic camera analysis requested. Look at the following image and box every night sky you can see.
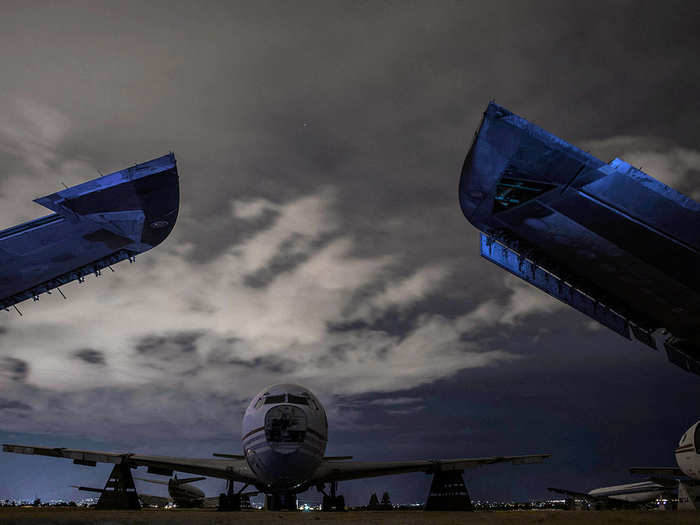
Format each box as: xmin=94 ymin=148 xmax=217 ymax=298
xmin=1 ymin=1 xmax=699 ymax=507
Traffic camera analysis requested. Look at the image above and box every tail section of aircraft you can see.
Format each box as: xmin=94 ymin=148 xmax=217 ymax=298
xmin=0 ymin=153 xmax=179 ymax=312
xmin=459 ymin=102 xmax=700 ymax=376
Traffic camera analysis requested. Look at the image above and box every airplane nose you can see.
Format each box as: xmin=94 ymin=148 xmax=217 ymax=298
xmin=264 ymin=405 xmax=307 ymax=454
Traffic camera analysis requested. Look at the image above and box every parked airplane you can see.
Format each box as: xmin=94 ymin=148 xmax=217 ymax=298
xmin=629 ymin=420 xmax=700 ymax=510
xmin=134 ymin=475 xmax=258 ymax=508
xmin=3 ymin=383 xmax=550 ymax=511
xmin=548 ymin=480 xmax=670 ymax=509
xmin=72 ymin=474 xmax=218 ymax=508
xmin=134 ymin=475 xmax=212 ymax=508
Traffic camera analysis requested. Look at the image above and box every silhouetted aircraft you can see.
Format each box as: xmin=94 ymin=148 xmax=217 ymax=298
xmin=3 ymin=383 xmax=549 ymax=511
xmin=548 ymin=480 xmax=671 ymax=509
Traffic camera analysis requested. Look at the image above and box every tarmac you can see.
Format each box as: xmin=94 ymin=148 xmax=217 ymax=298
xmin=1 ymin=509 xmax=699 ymax=525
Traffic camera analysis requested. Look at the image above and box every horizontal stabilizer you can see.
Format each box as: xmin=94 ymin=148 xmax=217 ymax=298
xmin=0 ymin=153 xmax=179 ymax=312
xmin=460 ymin=102 xmax=700 ymax=377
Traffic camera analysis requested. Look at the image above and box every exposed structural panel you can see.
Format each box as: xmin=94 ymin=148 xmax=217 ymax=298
xmin=480 ymin=233 xmax=637 ymax=342
xmin=459 ymin=102 xmax=700 ymax=376
xmin=0 ymin=153 xmax=179 ymax=312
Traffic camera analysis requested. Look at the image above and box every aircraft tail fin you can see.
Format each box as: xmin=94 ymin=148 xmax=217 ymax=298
xmin=0 ymin=153 xmax=179 ymax=312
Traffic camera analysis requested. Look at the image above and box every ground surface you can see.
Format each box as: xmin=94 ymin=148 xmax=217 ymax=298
xmin=0 ymin=509 xmax=699 ymax=525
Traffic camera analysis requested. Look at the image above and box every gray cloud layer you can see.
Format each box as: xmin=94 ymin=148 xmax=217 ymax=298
xmin=0 ymin=2 xmax=698 ymax=500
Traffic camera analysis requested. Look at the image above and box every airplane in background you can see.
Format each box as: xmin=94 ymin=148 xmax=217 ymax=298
xmin=548 ymin=480 xmax=672 ymax=509
xmin=0 ymin=154 xmax=179 ymax=315
xmin=73 ymin=474 xmax=226 ymax=508
xmin=629 ymin=420 xmax=700 ymax=510
xmin=134 ymin=475 xmax=259 ymax=508
xmin=3 ymin=383 xmax=550 ymax=511
xmin=134 ymin=475 xmax=214 ymax=508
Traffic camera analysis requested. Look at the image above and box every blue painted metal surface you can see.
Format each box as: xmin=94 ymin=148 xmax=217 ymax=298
xmin=479 ymin=233 xmax=637 ymax=343
xmin=0 ymin=153 xmax=179 ymax=312
xmin=460 ymin=103 xmax=700 ymax=376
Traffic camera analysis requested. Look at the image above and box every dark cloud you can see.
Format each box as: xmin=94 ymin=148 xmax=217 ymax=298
xmin=243 ymin=236 xmax=313 ymax=288
xmin=0 ymin=399 xmax=31 ymax=411
xmin=73 ymin=348 xmax=106 ymax=366
xmin=207 ymin=350 xmax=296 ymax=375
xmin=135 ymin=331 xmax=202 ymax=357
xmin=0 ymin=357 xmax=28 ymax=382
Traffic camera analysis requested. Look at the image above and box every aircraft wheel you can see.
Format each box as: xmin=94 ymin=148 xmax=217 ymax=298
xmin=335 ymin=495 xmax=345 ymax=511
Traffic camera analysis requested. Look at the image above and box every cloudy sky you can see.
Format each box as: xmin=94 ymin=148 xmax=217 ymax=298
xmin=1 ymin=1 xmax=699 ymax=505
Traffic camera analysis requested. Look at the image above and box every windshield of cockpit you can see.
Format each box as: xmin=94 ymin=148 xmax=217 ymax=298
xmin=254 ymin=392 xmax=319 ymax=410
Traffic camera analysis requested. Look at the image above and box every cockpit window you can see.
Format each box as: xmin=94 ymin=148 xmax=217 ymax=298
xmin=308 ymin=398 xmax=319 ymax=410
xmin=254 ymin=397 xmax=264 ymax=409
xmin=265 ymin=405 xmax=306 ymax=444
xmin=287 ymin=394 xmax=308 ymax=405
xmin=264 ymin=394 xmax=286 ymax=405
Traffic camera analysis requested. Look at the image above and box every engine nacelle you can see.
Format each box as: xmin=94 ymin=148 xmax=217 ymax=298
xmin=675 ymin=421 xmax=700 ymax=480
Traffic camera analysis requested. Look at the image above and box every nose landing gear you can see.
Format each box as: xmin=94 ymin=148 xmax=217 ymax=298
xmin=318 ymin=481 xmax=345 ymax=511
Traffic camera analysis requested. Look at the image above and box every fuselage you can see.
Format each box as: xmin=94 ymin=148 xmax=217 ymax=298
xmin=675 ymin=420 xmax=700 ymax=479
xmin=241 ymin=383 xmax=328 ymax=491
xmin=588 ymin=481 xmax=664 ymax=503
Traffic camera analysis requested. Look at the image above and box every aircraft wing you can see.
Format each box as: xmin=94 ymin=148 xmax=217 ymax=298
xmin=2 ymin=444 xmax=258 ymax=485
xmin=629 ymin=467 xmax=685 ymax=477
xmin=309 ymin=453 xmax=550 ymax=483
xmin=0 ymin=153 xmax=178 ymax=312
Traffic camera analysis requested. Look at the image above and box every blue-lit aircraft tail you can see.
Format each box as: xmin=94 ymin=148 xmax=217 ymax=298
xmin=0 ymin=153 xmax=179 ymax=312
xmin=459 ymin=102 xmax=700 ymax=376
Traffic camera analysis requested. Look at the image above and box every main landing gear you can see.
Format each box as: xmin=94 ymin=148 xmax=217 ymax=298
xmin=218 ymin=479 xmax=249 ymax=511
xmin=318 ymin=481 xmax=345 ymax=511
